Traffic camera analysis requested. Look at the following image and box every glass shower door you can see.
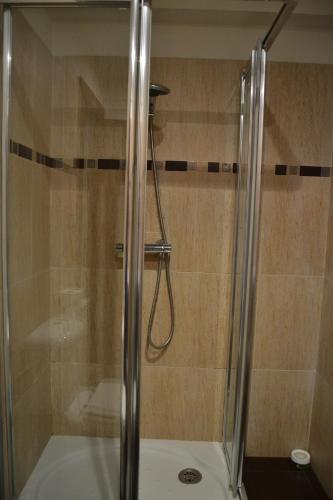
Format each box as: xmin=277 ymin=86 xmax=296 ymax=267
xmin=0 ymin=2 xmax=151 ymax=499
xmin=223 ymin=42 xmax=266 ymax=498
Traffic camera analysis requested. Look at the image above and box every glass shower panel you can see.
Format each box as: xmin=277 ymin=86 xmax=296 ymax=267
xmin=223 ymin=44 xmax=266 ymax=497
xmin=224 ymin=72 xmax=252 ymax=465
xmin=7 ymin=6 xmax=130 ymax=498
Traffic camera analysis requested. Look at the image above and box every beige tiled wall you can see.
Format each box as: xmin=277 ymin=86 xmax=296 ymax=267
xmin=48 ymin=56 xmax=238 ymax=442
xmin=150 ymin=58 xmax=243 ymax=162
xmin=144 ymin=60 xmax=333 ymax=446
xmin=247 ymin=370 xmax=315 ymax=457
xmin=246 ymin=62 xmax=333 ymax=457
xmin=141 ymin=58 xmax=240 ymax=441
xmin=51 ymin=56 xmax=128 ymax=159
xmin=50 ymin=53 xmax=127 ymax=442
xmin=141 ymin=171 xmax=234 ymax=441
xmin=310 ymin=176 xmax=333 ymax=499
xmin=48 ymin=56 xmax=333 ymax=448
xmin=49 ymin=53 xmax=126 ymax=437
xmin=263 ymin=63 xmax=333 ymax=167
xmin=144 ymin=60 xmax=240 ymax=441
xmin=11 ymin=12 xmax=52 ymax=154
xmin=247 ymin=175 xmax=330 ymax=457
xmin=9 ymin=11 xmax=53 ymax=492
xmin=49 ymin=168 xmax=124 ymax=437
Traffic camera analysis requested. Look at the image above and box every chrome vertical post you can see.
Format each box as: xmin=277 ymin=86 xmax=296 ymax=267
xmin=0 ymin=6 xmax=15 ymax=500
xmin=121 ymin=0 xmax=151 ymax=499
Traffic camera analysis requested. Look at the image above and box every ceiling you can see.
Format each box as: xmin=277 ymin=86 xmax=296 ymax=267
xmin=20 ymin=0 xmax=333 ymax=63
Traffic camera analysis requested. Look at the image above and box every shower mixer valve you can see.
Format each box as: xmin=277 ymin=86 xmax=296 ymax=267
xmin=115 ymin=242 xmax=172 ymax=255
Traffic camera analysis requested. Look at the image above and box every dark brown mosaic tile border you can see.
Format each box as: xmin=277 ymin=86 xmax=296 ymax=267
xmin=275 ymin=164 xmax=331 ymax=177
xmin=9 ymin=141 xmax=332 ymax=177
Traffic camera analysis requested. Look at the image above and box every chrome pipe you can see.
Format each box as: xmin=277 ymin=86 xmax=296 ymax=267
xmin=116 ymin=242 xmax=172 ymax=255
xmin=0 ymin=6 xmax=16 ymax=499
xmin=262 ymin=1 xmax=297 ymax=51
xmin=120 ymin=1 xmax=151 ymax=499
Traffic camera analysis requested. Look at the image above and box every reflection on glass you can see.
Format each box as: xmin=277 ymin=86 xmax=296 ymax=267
xmin=224 ymin=72 xmax=252 ymax=463
xmin=8 ymin=6 xmax=129 ymax=498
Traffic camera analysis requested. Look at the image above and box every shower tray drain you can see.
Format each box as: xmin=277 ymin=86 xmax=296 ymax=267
xmin=178 ymin=468 xmax=202 ymax=484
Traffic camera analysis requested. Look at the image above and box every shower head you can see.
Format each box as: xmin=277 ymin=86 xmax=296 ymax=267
xmin=149 ymin=83 xmax=170 ymax=117
xmin=149 ymin=83 xmax=170 ymax=97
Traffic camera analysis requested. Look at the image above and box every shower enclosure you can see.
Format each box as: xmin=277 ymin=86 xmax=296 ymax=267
xmin=0 ymin=1 xmax=297 ymax=500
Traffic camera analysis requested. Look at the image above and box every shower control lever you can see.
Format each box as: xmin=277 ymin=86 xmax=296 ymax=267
xmin=115 ymin=242 xmax=172 ymax=255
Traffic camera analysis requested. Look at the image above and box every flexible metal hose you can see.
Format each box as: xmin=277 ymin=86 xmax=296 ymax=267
xmin=147 ymin=117 xmax=175 ymax=350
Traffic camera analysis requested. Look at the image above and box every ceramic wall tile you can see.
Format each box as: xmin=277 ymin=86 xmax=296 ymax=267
xmin=84 ymin=170 xmax=125 ymax=270
xmin=8 ymin=156 xmax=32 ymax=284
xmin=216 ymin=274 xmax=232 ymax=369
xmin=142 ymin=270 xmax=221 ymax=368
xmin=51 ymin=362 xmax=121 ymax=438
xmin=253 ymin=274 xmax=323 ymax=370
xmin=325 ymin=178 xmax=333 ymax=281
xmin=32 ymin=164 xmax=50 ymax=273
xmin=10 ymin=269 xmax=51 ymax=406
xmin=50 ymin=168 xmax=124 ymax=270
xmin=247 ymin=369 xmax=315 ymax=457
xmin=49 ymin=169 xmax=86 ymax=268
xmin=9 ymin=12 xmax=53 ymax=493
xmin=264 ymin=62 xmax=333 ymax=166
xmin=150 ymin=58 xmax=243 ymax=162
xmin=316 ymin=278 xmax=333 ymax=387
xmin=13 ymin=369 xmax=52 ymax=494
xmin=147 ymin=171 xmax=235 ymax=274
xmin=309 ymin=374 xmax=333 ymax=499
xmin=308 ymin=151 xmax=333 ymax=499
xmin=141 ymin=365 xmax=225 ymax=441
xmin=12 ymin=10 xmax=52 ymax=154
xmin=50 ymin=267 xmax=123 ymax=366
xmin=258 ymin=174 xmax=330 ymax=276
xmin=51 ymin=56 xmax=128 ymax=159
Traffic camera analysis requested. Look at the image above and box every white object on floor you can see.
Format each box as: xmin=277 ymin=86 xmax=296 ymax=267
xmin=291 ymin=449 xmax=311 ymax=466
xmin=19 ymin=436 xmax=235 ymax=500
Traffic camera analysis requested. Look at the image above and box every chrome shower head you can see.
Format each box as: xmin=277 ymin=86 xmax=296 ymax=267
xmin=149 ymin=83 xmax=170 ymax=97
xmin=149 ymin=83 xmax=170 ymax=117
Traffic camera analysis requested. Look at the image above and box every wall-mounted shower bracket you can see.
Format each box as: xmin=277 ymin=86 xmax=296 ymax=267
xmin=116 ymin=242 xmax=172 ymax=255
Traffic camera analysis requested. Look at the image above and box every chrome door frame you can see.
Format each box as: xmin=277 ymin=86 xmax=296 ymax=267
xmin=121 ymin=1 xmax=151 ymax=499
xmin=222 ymin=41 xmax=266 ymax=499
xmin=1 ymin=6 xmax=15 ymax=499
xmin=0 ymin=1 xmax=151 ymax=499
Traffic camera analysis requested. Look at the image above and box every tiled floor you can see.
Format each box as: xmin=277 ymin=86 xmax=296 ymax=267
xmin=19 ymin=436 xmax=235 ymax=500
xmin=243 ymin=457 xmax=329 ymax=500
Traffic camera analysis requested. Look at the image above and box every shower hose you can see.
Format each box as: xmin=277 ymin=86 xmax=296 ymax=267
xmin=146 ymin=117 xmax=175 ymax=350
